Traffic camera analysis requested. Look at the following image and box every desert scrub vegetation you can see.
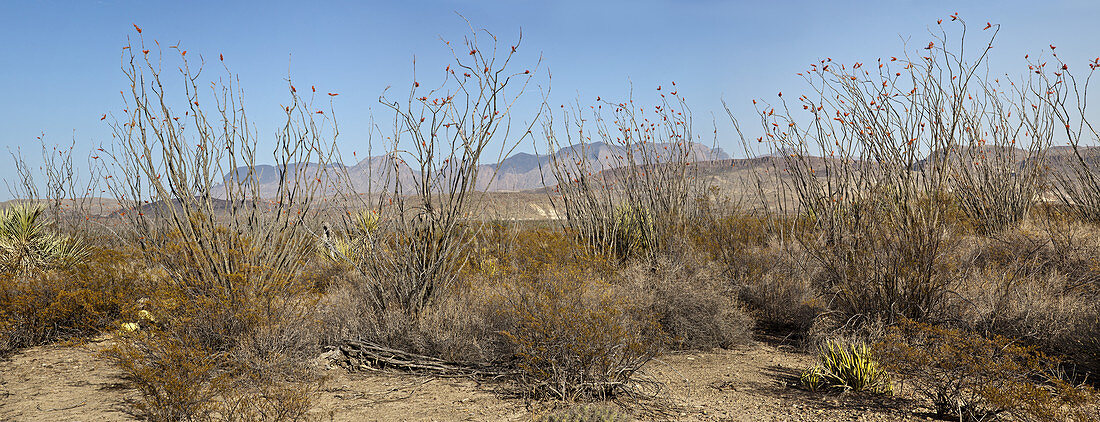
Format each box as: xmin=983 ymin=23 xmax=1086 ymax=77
xmin=95 ymin=25 xmax=335 ymax=420
xmin=325 ymin=22 xmax=544 ymax=320
xmin=736 ymin=17 xmax=1081 ymax=331
xmin=10 ymin=13 xmax=1100 ymax=421
xmin=543 ymin=86 xmax=711 ymax=263
xmin=496 ymin=263 xmax=660 ymax=400
xmin=0 ymin=245 xmax=143 ymax=355
xmin=876 ymin=319 xmax=1097 ymax=422
xmin=535 ymin=404 xmax=631 ymax=422
xmin=0 ymin=202 xmax=133 ymax=356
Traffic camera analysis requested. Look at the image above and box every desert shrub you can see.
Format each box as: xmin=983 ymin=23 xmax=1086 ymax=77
xmin=800 ymin=339 xmax=891 ymax=394
xmin=0 ymin=203 xmax=87 ymax=275
xmin=720 ymin=234 xmax=823 ymax=336
xmin=319 ymin=278 xmax=505 ymax=364
xmin=109 ymin=329 xmax=318 ymax=422
xmin=106 ymin=228 xmax=322 ymax=421
xmin=939 ymin=217 xmax=1100 ymax=378
xmin=619 ymin=253 xmax=753 ymax=350
xmin=0 ymin=246 xmax=142 ymax=355
xmin=495 ymin=265 xmax=659 ymax=400
xmin=876 ymin=319 xmax=1096 ymax=422
xmin=101 ymin=27 xmax=331 ymax=420
xmin=319 ymin=225 xmax=616 ymax=367
xmin=535 ymin=404 xmax=631 ymax=422
xmin=109 ymin=334 xmax=227 ymax=421
xmin=468 ymin=225 xmax=613 ymax=277
xmin=736 ymin=18 xmax=1080 ymax=326
xmin=688 ymin=211 xmax=771 ymax=275
xmin=328 ymin=25 xmax=542 ymax=321
xmin=544 ymin=87 xmax=710 ymax=263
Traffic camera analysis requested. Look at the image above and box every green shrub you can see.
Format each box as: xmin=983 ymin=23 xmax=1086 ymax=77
xmin=612 ymin=205 xmax=656 ymax=260
xmin=0 ymin=203 xmax=86 ymax=274
xmin=800 ymin=339 xmax=891 ymax=394
xmin=321 ymin=210 xmax=379 ymax=268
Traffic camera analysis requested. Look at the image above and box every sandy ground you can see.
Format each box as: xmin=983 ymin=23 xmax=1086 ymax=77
xmin=0 ymin=336 xmax=926 ymax=421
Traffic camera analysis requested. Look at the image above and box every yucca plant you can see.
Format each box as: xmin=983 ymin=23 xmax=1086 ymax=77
xmin=321 ymin=210 xmax=379 ymax=266
xmin=612 ymin=205 xmax=656 ymax=260
xmin=801 ymin=339 xmax=892 ymax=394
xmin=0 ymin=203 xmax=86 ymax=274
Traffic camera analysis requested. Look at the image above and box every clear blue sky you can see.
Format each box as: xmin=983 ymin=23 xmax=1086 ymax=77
xmin=2 ymin=0 xmax=1099 ymax=200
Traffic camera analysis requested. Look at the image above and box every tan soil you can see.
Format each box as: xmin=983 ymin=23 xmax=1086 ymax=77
xmin=1 ymin=336 xmax=926 ymax=421
xmin=0 ymin=336 xmax=132 ymax=421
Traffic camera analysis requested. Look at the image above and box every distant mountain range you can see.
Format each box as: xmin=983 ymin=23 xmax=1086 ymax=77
xmin=218 ymin=142 xmax=729 ymax=197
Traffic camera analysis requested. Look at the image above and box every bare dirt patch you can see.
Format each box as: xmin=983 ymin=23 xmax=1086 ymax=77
xmin=0 ymin=335 xmax=131 ymax=422
xmin=1 ymin=336 xmax=923 ymax=421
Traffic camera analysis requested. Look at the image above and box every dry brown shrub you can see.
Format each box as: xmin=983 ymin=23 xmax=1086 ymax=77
xmin=318 ymin=279 xmax=505 ymax=364
xmin=108 ymin=330 xmax=318 ymax=422
xmin=950 ymin=217 xmax=1100 ymax=378
xmin=687 ymin=211 xmax=772 ymax=275
xmin=731 ymin=240 xmax=823 ymax=337
xmin=319 ymin=225 xmax=609 ymax=364
xmin=619 ymin=252 xmax=753 ymax=350
xmin=106 ymin=229 xmax=323 ymax=422
xmin=493 ymin=264 xmax=659 ymax=400
xmin=876 ymin=319 xmax=1097 ymax=422
xmin=0 ymin=246 xmax=143 ymax=355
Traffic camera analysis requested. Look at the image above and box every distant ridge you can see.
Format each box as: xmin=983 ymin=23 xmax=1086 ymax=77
xmin=216 ymin=142 xmax=729 ymax=197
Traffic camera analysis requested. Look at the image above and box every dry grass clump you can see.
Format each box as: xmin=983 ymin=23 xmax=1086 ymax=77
xmin=535 ymin=403 xmax=632 ymax=422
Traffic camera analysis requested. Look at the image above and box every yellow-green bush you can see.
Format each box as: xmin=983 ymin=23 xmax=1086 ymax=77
xmin=320 ymin=210 xmax=379 ymax=268
xmin=800 ymin=339 xmax=891 ymax=394
xmin=108 ymin=228 xmax=322 ymax=421
xmin=611 ymin=205 xmax=657 ymax=261
xmin=0 ymin=203 xmax=86 ymax=275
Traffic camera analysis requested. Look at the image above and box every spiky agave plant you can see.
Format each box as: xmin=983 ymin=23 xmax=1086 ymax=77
xmin=612 ymin=205 xmax=656 ymax=260
xmin=801 ymin=339 xmax=892 ymax=394
xmin=320 ymin=210 xmax=379 ymax=267
xmin=0 ymin=203 xmax=87 ymax=274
